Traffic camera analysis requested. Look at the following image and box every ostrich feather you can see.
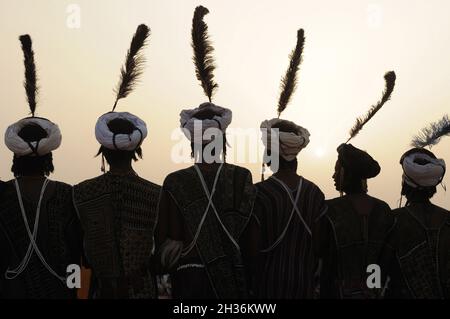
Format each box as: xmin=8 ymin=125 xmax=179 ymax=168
xmin=277 ymin=29 xmax=305 ymax=117
xmin=192 ymin=6 xmax=218 ymax=102
xmin=112 ymin=24 xmax=150 ymax=111
xmin=347 ymin=71 xmax=396 ymax=142
xmin=19 ymin=35 xmax=38 ymax=116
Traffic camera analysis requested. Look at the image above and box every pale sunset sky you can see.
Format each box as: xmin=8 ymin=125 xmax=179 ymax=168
xmin=0 ymin=0 xmax=449 ymax=209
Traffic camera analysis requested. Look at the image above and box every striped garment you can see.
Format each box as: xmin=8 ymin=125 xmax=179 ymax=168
xmin=253 ymin=176 xmax=327 ymax=299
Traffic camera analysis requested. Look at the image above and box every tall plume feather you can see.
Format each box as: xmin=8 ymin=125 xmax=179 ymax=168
xmin=347 ymin=71 xmax=396 ymax=143
xmin=277 ymin=29 xmax=305 ymax=117
xmin=411 ymin=115 xmax=450 ymax=148
xmin=192 ymin=6 xmax=218 ymax=102
xmin=19 ymin=35 xmax=38 ymax=117
xmin=112 ymin=24 xmax=150 ymax=111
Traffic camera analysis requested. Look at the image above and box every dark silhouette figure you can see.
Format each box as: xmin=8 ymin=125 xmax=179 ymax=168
xmin=0 ymin=124 xmax=82 ymax=299
xmin=0 ymin=34 xmax=82 ymax=299
xmin=318 ymin=144 xmax=394 ymax=299
xmin=73 ymin=119 xmax=160 ymax=299
xmin=380 ymin=148 xmax=449 ymax=299
xmin=155 ymin=106 xmax=256 ymax=299
xmin=251 ymin=121 xmax=327 ymax=298
xmin=72 ymin=24 xmax=159 ymax=299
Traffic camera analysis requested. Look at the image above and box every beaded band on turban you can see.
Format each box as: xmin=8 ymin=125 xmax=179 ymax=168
xmin=95 ymin=112 xmax=147 ymax=151
xmin=180 ymin=102 xmax=232 ymax=144
xmin=261 ymin=118 xmax=310 ymax=161
xmin=4 ymin=117 xmax=62 ymax=157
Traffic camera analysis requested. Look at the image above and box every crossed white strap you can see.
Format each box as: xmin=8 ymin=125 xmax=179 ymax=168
xmin=181 ymin=163 xmax=240 ymax=257
xmin=261 ymin=176 xmax=311 ymax=253
xmin=5 ymin=178 xmax=65 ymax=282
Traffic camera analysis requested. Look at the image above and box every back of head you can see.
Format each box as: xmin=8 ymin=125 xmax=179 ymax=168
xmin=98 ymin=118 xmax=142 ymax=165
xmin=12 ymin=123 xmax=54 ymax=177
xmin=335 ymin=144 xmax=380 ymax=194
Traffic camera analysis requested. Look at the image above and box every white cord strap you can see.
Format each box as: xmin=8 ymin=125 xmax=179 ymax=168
xmin=260 ymin=177 xmax=304 ymax=253
xmin=194 ymin=164 xmax=241 ymax=253
xmin=182 ymin=163 xmax=242 ymax=257
xmin=271 ymin=176 xmax=311 ymax=236
xmin=5 ymin=178 xmax=65 ymax=282
xmin=181 ymin=164 xmax=224 ymax=257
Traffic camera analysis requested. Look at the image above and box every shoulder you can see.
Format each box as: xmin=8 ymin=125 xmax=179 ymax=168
xmin=48 ymin=180 xmax=73 ymax=198
xmin=163 ymin=166 xmax=195 ymax=187
xmin=49 ymin=180 xmax=72 ymax=190
xmin=431 ymin=203 xmax=450 ymax=215
xmin=134 ymin=175 xmax=161 ymax=194
xmin=73 ymin=174 xmax=110 ymax=203
xmin=74 ymin=174 xmax=107 ymax=189
xmin=0 ymin=180 xmax=15 ymax=193
xmin=142 ymin=179 xmax=161 ymax=190
xmin=326 ymin=196 xmax=345 ymax=208
xmin=300 ymin=177 xmax=325 ymax=197
xmin=255 ymin=178 xmax=274 ymax=190
xmin=254 ymin=179 xmax=278 ymax=200
xmin=224 ymin=163 xmax=252 ymax=176
xmin=367 ymin=196 xmax=392 ymax=212
xmin=391 ymin=207 xmax=409 ymax=218
xmin=325 ymin=197 xmax=351 ymax=221
xmin=0 ymin=180 xmax=16 ymax=205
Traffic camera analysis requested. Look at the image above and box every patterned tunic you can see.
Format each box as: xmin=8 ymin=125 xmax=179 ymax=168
xmin=0 ymin=179 xmax=82 ymax=299
xmin=158 ymin=163 xmax=256 ymax=299
xmin=253 ymin=177 xmax=327 ymax=299
xmin=381 ymin=202 xmax=450 ymax=299
xmin=73 ymin=173 xmax=160 ymax=299
xmin=319 ymin=195 xmax=395 ymax=299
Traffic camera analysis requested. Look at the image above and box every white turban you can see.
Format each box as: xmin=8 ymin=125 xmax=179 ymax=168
xmin=402 ymin=152 xmax=446 ymax=188
xmin=95 ymin=112 xmax=147 ymax=151
xmin=180 ymin=102 xmax=232 ymax=144
xmin=261 ymin=118 xmax=310 ymax=161
xmin=4 ymin=117 xmax=62 ymax=157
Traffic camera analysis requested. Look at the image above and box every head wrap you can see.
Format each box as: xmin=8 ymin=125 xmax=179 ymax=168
xmin=261 ymin=118 xmax=310 ymax=161
xmin=95 ymin=112 xmax=147 ymax=151
xmin=5 ymin=117 xmax=61 ymax=157
xmin=400 ymin=148 xmax=446 ymax=189
xmin=180 ymin=102 xmax=232 ymax=144
xmin=337 ymin=143 xmax=380 ymax=179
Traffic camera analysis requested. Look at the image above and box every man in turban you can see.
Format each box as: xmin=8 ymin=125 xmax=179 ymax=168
xmin=155 ymin=102 xmax=256 ymax=299
xmin=318 ymin=144 xmax=395 ymax=299
xmin=72 ymin=24 xmax=159 ymax=299
xmin=380 ymin=148 xmax=449 ymax=298
xmin=0 ymin=34 xmax=82 ymax=299
xmin=72 ymin=112 xmax=160 ymax=299
xmin=250 ymin=119 xmax=327 ymax=299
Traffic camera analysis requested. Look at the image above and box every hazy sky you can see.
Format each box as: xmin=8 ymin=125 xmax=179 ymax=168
xmin=0 ymin=0 xmax=449 ymax=209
